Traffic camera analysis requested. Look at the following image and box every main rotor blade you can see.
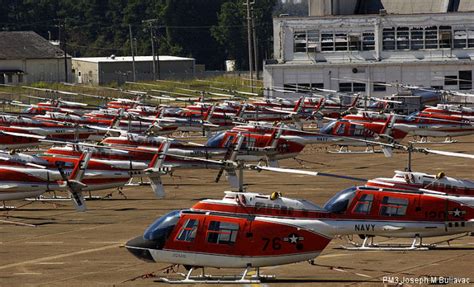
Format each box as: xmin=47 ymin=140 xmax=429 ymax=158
xmin=251 ymin=165 xmax=367 ymax=182
xmin=423 ymin=149 xmax=474 ymax=159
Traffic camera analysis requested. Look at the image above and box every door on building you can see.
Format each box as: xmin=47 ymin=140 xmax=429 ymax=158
xmin=458 ymin=70 xmax=472 ymax=90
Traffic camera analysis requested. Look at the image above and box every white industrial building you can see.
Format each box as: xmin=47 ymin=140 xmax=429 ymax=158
xmin=264 ymin=0 xmax=474 ymax=97
xmin=0 ymin=31 xmax=71 ymax=84
xmin=72 ymin=56 xmax=196 ymax=85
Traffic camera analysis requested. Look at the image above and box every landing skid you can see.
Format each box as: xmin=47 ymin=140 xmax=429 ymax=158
xmin=327 ymin=146 xmax=382 ymax=154
xmin=25 ymin=194 xmax=102 ymax=201
xmin=341 ymin=236 xmax=430 ymax=251
xmin=0 ymin=219 xmax=36 ymax=227
xmin=411 ymin=136 xmax=457 ymax=144
xmin=157 ymin=266 xmax=274 ymax=284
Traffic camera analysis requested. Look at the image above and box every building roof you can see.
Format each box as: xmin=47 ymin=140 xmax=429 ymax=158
xmin=73 ymin=55 xmax=194 ymax=63
xmin=0 ymin=31 xmax=66 ymax=60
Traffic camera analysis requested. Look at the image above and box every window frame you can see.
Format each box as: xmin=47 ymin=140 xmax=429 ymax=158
xmin=175 ymin=218 xmax=199 ymax=242
xmin=206 ymin=221 xmax=239 ymax=245
xmin=353 ymin=193 xmax=374 ymax=214
xmin=380 ymin=196 xmax=409 ymax=217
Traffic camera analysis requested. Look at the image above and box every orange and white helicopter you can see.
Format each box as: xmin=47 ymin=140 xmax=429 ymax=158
xmin=0 ymin=150 xmax=93 ymax=212
xmin=125 ymin=174 xmax=474 ymax=283
xmin=0 ymin=141 xmax=172 ymax=212
xmin=343 ymin=108 xmax=474 ymax=143
xmin=366 ymin=170 xmax=474 ymax=197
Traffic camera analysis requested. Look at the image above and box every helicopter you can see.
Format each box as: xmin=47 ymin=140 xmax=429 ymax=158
xmin=125 ymin=182 xmax=474 ymax=283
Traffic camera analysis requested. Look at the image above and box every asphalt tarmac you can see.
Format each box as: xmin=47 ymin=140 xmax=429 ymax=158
xmin=1 ymin=137 xmax=473 ymax=286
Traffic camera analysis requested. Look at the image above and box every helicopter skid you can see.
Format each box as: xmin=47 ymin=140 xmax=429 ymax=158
xmin=341 ymin=236 xmax=430 ymax=251
xmin=0 ymin=219 xmax=36 ymax=227
xmin=411 ymin=137 xmax=458 ymax=144
xmin=25 ymin=194 xmax=102 ymax=201
xmin=157 ymin=266 xmax=270 ymax=284
xmin=327 ymin=146 xmax=381 ymax=155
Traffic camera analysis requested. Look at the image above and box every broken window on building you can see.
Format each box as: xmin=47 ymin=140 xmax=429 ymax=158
xmin=454 ymin=29 xmax=467 ymax=48
xmin=439 ymin=26 xmax=452 ymax=48
xmin=293 ymin=30 xmax=319 ymax=54
xmin=396 ymin=27 xmax=409 ymax=50
xmin=383 ymin=28 xmax=395 ymax=50
xmin=410 ymin=28 xmax=424 ymax=50
xmin=362 ymin=32 xmax=375 ymax=51
xmin=468 ymin=29 xmax=474 ymax=48
xmin=348 ymin=34 xmax=361 ymax=51
xmin=335 ymin=33 xmax=348 ymax=51
xmin=294 ymin=31 xmax=307 ymax=53
xmin=425 ymin=26 xmax=438 ymax=49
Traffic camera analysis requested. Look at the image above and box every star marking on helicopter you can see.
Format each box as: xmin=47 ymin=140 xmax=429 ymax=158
xmin=449 ymin=208 xmax=466 ymax=217
xmin=284 ymin=233 xmax=304 ymax=244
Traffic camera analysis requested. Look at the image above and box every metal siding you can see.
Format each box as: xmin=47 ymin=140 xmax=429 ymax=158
xmin=458 ymin=0 xmax=474 ymax=11
xmin=380 ymin=0 xmax=449 ymax=14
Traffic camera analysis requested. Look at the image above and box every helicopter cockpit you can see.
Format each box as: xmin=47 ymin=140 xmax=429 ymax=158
xmin=143 ymin=210 xmax=181 ymax=247
xmin=323 ymin=186 xmax=357 ymax=214
xmin=320 ymin=121 xmax=337 ymax=134
xmin=205 ymin=131 xmax=226 ymax=147
xmin=125 ymin=210 xmax=182 ymax=263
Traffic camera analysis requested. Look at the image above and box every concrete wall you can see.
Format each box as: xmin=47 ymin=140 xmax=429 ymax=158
xmin=72 ymin=59 xmax=195 ymax=85
xmin=264 ymin=60 xmax=474 ymax=97
xmin=0 ymin=58 xmax=71 ymax=84
xmin=71 ymin=60 xmax=98 ymax=85
xmin=273 ymin=12 xmax=474 ymax=63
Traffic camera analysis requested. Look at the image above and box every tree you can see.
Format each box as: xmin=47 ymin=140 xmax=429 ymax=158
xmin=211 ymin=1 xmax=246 ymax=69
xmin=212 ymin=0 xmax=276 ymax=70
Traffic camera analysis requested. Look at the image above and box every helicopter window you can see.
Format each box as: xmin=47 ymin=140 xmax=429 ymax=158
xmin=176 ymin=219 xmax=199 ymax=242
xmin=380 ymin=197 xmax=408 ymax=216
xmin=243 ymin=136 xmax=256 ymax=148
xmin=207 ymin=221 xmax=239 ymax=245
xmin=323 ymin=187 xmax=357 ymax=214
xmin=336 ymin=123 xmax=346 ymax=135
xmin=353 ymin=194 xmax=374 ymax=214
xmin=320 ymin=121 xmax=336 ymax=134
xmin=143 ymin=210 xmax=181 ymax=241
xmin=205 ymin=131 xmax=226 ymax=147
xmin=406 ymin=111 xmax=419 ymax=122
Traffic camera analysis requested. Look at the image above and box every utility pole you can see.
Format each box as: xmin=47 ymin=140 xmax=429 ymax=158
xmin=129 ymin=24 xmax=136 ymax=82
xmin=58 ymin=19 xmax=68 ymax=83
xmin=251 ymin=6 xmax=259 ymax=80
xmin=143 ymin=19 xmax=160 ymax=80
xmin=63 ymin=19 xmax=68 ymax=82
xmin=244 ymin=0 xmax=254 ymax=92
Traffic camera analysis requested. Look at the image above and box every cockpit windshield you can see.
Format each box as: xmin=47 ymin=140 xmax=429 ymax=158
xmin=144 ymin=210 xmax=181 ymax=241
xmin=323 ymin=186 xmax=357 ymax=213
xmin=205 ymin=131 xmax=226 ymax=147
xmin=320 ymin=121 xmax=336 ymax=134
xmin=406 ymin=111 xmax=420 ymax=122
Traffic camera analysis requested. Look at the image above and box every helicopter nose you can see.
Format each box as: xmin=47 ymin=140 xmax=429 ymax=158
xmin=125 ymin=236 xmax=157 ymax=263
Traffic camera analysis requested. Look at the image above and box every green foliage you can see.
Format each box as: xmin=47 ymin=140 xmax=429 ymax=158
xmin=0 ymin=0 xmax=276 ymax=70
